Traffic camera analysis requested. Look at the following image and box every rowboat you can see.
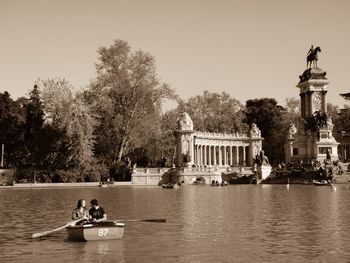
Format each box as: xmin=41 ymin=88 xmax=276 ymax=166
xmin=162 ymin=183 xmax=180 ymax=189
xmin=313 ymin=179 xmax=332 ymax=186
xmin=66 ymin=221 xmax=124 ymax=241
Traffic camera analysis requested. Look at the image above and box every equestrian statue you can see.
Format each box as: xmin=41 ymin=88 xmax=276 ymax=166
xmin=306 ymin=45 xmax=321 ymax=69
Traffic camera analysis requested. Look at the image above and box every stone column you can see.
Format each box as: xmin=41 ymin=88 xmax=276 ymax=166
xmin=219 ymin=146 xmax=222 ymax=166
xmin=309 ymin=91 xmax=314 ymax=116
xmin=223 ymin=146 xmax=227 ymax=166
xmin=236 ymin=146 xmax=239 ymax=165
xmin=229 ymin=146 xmax=233 ymax=166
xmin=322 ymin=91 xmax=327 ymax=113
xmin=204 ymin=145 xmax=207 ymax=166
xmin=243 ymin=146 xmax=246 ymax=166
xmin=300 ymin=93 xmax=305 ymax=119
xmin=213 ymin=146 xmax=217 ymax=165
xmin=225 ymin=145 xmax=230 ymax=166
xmin=305 ymin=91 xmax=310 ymax=117
xmin=208 ymin=145 xmax=212 ymax=166
xmin=193 ymin=145 xmax=195 ymax=165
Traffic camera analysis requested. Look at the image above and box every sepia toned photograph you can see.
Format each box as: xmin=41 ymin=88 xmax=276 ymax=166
xmin=1 ymin=0 xmax=350 ymax=262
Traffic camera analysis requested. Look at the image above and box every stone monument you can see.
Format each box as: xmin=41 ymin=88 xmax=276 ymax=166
xmin=175 ymin=112 xmax=195 ymax=167
xmin=285 ymin=46 xmax=339 ymax=162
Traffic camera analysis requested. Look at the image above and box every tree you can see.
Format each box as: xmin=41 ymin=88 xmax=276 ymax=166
xmin=334 ymin=107 xmax=350 ymax=132
xmin=0 ymin=92 xmax=26 ymax=167
xmin=244 ymin=98 xmax=286 ymax=164
xmin=24 ymin=85 xmax=45 ymax=167
xmin=37 ymin=78 xmax=98 ymax=168
xmin=340 ymin=92 xmax=350 ymax=100
xmin=285 ymin=97 xmax=300 ymax=114
xmin=327 ymin=103 xmax=339 ymax=122
xmin=88 ymin=39 xmax=175 ymax=163
xmin=65 ymin=92 xmax=98 ymax=167
xmin=177 ymin=91 xmax=247 ymax=133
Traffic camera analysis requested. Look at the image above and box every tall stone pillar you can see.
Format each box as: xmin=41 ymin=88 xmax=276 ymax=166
xmin=243 ymin=146 xmax=246 ymax=166
xmin=214 ymin=146 xmax=217 ymax=165
xmin=175 ymin=112 xmax=195 ymax=167
xmin=321 ymin=91 xmax=327 ymax=112
xmin=248 ymin=123 xmax=263 ymax=166
xmin=208 ymin=145 xmax=212 ymax=166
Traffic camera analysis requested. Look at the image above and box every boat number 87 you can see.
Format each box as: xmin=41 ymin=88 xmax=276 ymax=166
xmin=98 ymin=228 xmax=109 ymax=237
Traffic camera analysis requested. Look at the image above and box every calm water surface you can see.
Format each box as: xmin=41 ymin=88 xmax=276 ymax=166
xmin=1 ymin=184 xmax=350 ymax=262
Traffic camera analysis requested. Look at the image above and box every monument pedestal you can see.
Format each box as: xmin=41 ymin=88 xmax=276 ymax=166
xmin=285 ymin=66 xmax=339 ymax=163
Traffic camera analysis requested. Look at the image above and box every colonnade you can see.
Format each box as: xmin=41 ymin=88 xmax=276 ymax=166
xmin=194 ymin=144 xmax=248 ymax=167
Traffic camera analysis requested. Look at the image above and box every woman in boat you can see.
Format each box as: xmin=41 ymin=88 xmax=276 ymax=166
xmin=72 ymin=199 xmax=89 ymax=221
xmin=89 ymin=199 xmax=107 ymax=222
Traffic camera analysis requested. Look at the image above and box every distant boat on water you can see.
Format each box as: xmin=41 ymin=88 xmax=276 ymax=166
xmin=313 ymin=179 xmax=332 ymax=186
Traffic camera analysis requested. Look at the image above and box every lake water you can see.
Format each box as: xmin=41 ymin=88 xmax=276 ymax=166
xmin=1 ymin=184 xmax=350 ymax=262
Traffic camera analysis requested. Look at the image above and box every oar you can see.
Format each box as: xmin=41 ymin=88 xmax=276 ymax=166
xmin=32 ymin=218 xmax=84 ymax=238
xmin=116 ymin=218 xmax=167 ymax=223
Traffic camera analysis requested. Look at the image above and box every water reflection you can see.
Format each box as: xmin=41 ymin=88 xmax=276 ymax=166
xmin=1 ymin=185 xmax=350 ymax=262
xmin=82 ymin=240 xmax=125 ymax=262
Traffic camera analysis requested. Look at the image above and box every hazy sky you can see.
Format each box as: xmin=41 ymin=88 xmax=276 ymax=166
xmin=1 ymin=0 xmax=350 ymax=108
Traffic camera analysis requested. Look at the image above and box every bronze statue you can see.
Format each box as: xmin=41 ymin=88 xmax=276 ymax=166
xmin=307 ymin=45 xmax=321 ymax=68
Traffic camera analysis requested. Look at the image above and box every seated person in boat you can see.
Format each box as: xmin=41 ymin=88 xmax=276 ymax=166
xmin=72 ymin=199 xmax=89 ymax=222
xmin=89 ymin=199 xmax=107 ymax=222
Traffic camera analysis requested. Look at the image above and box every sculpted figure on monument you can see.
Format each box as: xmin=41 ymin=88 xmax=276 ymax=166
xmin=306 ymin=110 xmax=328 ymax=131
xmin=254 ymin=151 xmax=269 ymax=166
xmin=182 ymin=153 xmax=191 ymax=163
xmin=178 ymin=112 xmax=193 ymax=130
xmin=306 ymin=45 xmax=321 ymax=69
xmin=288 ymin=123 xmax=297 ymax=139
xmin=249 ymin=123 xmax=261 ymax=138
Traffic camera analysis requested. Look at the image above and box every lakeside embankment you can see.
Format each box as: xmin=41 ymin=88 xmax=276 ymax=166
xmin=0 ymin=181 xmax=132 ymax=189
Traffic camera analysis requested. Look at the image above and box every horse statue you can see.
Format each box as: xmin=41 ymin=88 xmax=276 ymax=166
xmin=306 ymin=46 xmax=321 ymax=69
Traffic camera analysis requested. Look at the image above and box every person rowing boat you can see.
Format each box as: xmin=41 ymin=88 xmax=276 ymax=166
xmin=89 ymin=199 xmax=107 ymax=222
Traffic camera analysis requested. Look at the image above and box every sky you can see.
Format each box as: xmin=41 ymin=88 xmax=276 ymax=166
xmin=1 ymin=0 xmax=350 ymax=109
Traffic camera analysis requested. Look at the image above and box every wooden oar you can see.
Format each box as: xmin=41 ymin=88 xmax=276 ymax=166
xmin=32 ymin=218 xmax=84 ymax=238
xmin=116 ymin=218 xmax=167 ymax=223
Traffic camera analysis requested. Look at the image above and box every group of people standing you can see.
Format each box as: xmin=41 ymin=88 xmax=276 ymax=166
xmin=72 ymin=199 xmax=106 ymax=223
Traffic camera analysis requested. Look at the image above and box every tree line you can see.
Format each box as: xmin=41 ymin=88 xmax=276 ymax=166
xmin=1 ymin=39 xmax=349 ymax=183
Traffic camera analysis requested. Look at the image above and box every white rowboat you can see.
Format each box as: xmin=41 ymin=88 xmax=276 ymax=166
xmin=66 ymin=221 xmax=124 ymax=241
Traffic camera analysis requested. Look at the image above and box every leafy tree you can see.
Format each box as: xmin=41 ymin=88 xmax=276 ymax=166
xmin=340 ymin=92 xmax=350 ymax=100
xmin=244 ymin=98 xmax=286 ymax=164
xmin=37 ymin=78 xmax=98 ymax=169
xmin=285 ymin=97 xmax=300 ymax=114
xmin=334 ymin=107 xmax=350 ymax=132
xmin=0 ymin=92 xmax=26 ymax=167
xmin=88 ymin=39 xmax=175 ymax=163
xmin=283 ymin=97 xmax=304 ymax=136
xmin=136 ymin=109 xmax=179 ymax=167
xmin=327 ymin=103 xmax=339 ymax=122
xmin=178 ymin=91 xmax=247 ymax=133
xmin=65 ymin=92 xmax=98 ymax=167
xmin=24 ymin=85 xmax=45 ymax=167
xmin=38 ymin=78 xmax=74 ymax=126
